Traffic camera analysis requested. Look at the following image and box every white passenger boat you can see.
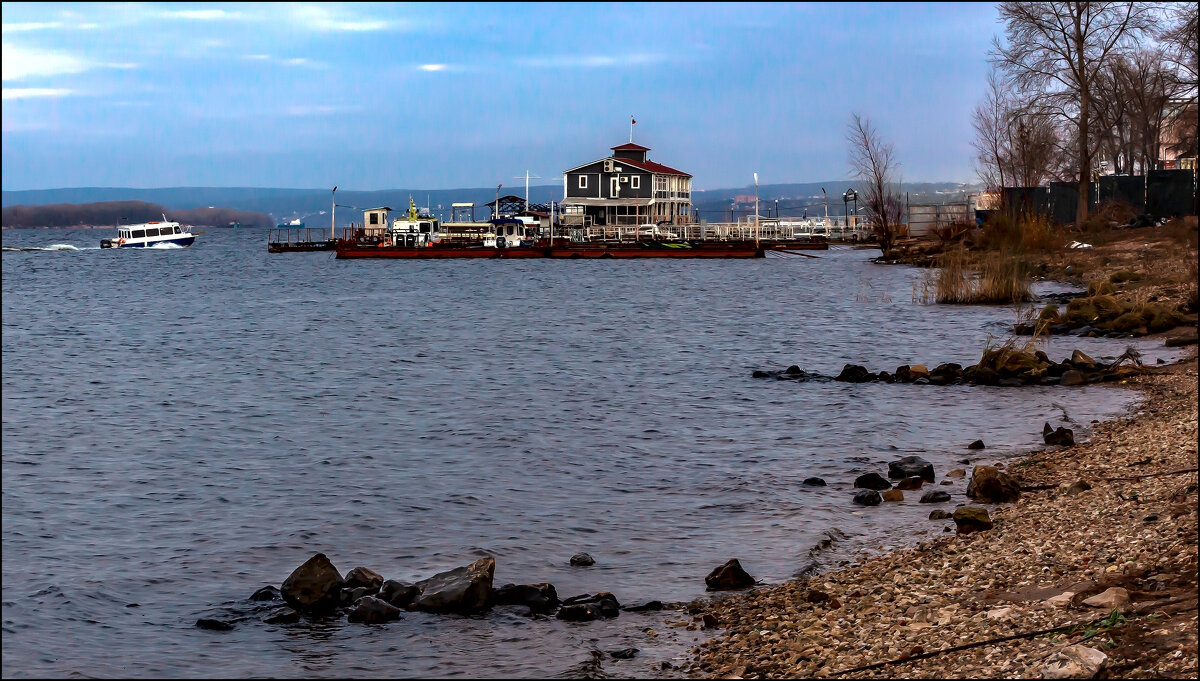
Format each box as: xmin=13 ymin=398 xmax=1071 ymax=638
xmin=101 ymin=217 xmax=197 ymax=249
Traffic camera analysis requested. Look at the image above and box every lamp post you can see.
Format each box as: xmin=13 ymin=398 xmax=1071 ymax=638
xmin=843 ymin=188 xmax=857 ymax=231
xmin=753 ymin=172 xmax=759 ymax=244
xmin=331 ymin=185 xmax=337 ymax=239
xmin=495 ymin=184 xmax=502 ymax=220
xmin=774 ymin=198 xmax=778 ymax=218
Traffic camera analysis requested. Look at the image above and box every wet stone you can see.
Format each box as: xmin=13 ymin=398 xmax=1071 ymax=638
xmin=853 ymin=490 xmax=882 ymax=506
xmin=854 ymin=472 xmax=892 ymax=490
xmin=570 ymin=552 xmax=595 ymax=567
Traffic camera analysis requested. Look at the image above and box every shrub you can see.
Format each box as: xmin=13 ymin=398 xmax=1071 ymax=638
xmin=1038 ymin=304 xmax=1060 ymax=322
xmin=1087 ymin=280 xmax=1116 ymax=296
xmin=1106 ymin=311 xmax=1145 ymax=332
xmin=1090 ymin=294 xmax=1125 ymax=318
xmin=1109 ymin=270 xmax=1141 ymax=284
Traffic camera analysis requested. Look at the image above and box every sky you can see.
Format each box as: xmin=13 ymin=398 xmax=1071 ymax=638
xmin=1 ymin=2 xmax=1004 ymax=192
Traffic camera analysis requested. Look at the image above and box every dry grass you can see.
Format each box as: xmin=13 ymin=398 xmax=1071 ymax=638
xmin=919 ymin=246 xmax=1033 ymax=305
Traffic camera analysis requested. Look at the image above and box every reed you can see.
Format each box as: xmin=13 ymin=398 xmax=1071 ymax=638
xmin=920 ymin=246 xmax=1032 ymax=305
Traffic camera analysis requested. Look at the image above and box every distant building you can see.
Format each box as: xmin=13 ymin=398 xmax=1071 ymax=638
xmin=561 ymin=142 xmax=693 ymax=227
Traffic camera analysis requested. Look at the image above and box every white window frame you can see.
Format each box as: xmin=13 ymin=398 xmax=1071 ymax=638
xmin=631 ymin=176 xmax=640 ymax=189
xmin=578 ymin=175 xmax=588 ymax=189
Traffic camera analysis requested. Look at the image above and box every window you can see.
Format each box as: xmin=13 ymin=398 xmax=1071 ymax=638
xmin=578 ymin=175 xmax=588 ymax=189
xmin=175 ymin=226 xmax=182 ymax=234
xmin=631 ymin=176 xmax=640 ymax=189
xmin=370 ymin=213 xmax=379 ymax=225
xmin=132 ymin=229 xmax=146 ymax=239
xmin=147 ymin=228 xmax=160 ymax=237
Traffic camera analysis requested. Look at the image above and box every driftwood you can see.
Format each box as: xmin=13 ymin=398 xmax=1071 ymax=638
xmin=827 ymin=596 xmax=1197 ymax=677
xmin=1019 ymin=467 xmax=1198 ymax=492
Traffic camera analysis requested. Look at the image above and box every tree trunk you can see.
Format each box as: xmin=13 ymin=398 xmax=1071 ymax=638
xmin=1075 ymin=11 xmax=1090 ymax=224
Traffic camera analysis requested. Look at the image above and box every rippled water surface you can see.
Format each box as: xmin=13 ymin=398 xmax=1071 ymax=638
xmin=2 ymin=228 xmax=1180 ymax=678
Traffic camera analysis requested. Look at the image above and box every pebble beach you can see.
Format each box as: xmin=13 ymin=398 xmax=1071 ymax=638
xmin=686 ymin=345 xmax=1198 ymax=679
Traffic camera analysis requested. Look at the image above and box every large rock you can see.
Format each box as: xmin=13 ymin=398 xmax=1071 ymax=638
xmin=802 ymin=477 xmax=827 ymax=487
xmin=1082 ymin=587 xmax=1130 ymax=611
xmin=705 ymin=559 xmax=755 ymax=591
xmin=908 ymin=364 xmax=930 ymax=380
xmin=492 ymin=583 xmax=560 ymax=615
xmin=411 ymin=556 xmax=496 ymax=613
xmin=344 ymin=567 xmax=384 ymax=591
xmin=281 ymin=553 xmax=344 ymax=615
xmin=889 ymin=456 xmax=934 ymax=481
xmin=952 ymin=506 xmax=993 ymax=534
xmin=347 ymin=596 xmax=402 ymax=624
xmin=854 ymin=472 xmax=892 ymax=490
xmin=1041 ymin=644 xmax=1107 ymax=679
xmin=967 ymin=439 xmax=985 ymax=450
xmin=835 ymin=364 xmax=875 ymax=383
xmin=852 ymin=490 xmax=882 ymax=506
xmin=881 ymin=489 xmax=904 ymax=502
xmin=895 ymin=476 xmax=924 ymax=491
xmin=1060 ymin=370 xmax=1087 ymax=386
xmin=570 ymin=552 xmax=595 ymax=567
xmin=966 ymin=465 xmax=1021 ymax=503
xmin=556 ymin=592 xmax=620 ymax=621
xmin=1043 ymin=422 xmax=1076 ymax=446
xmin=920 ymin=490 xmax=951 ymax=503
xmin=379 ymin=580 xmax=420 ymax=609
xmin=1069 ymin=349 xmax=1098 ymax=369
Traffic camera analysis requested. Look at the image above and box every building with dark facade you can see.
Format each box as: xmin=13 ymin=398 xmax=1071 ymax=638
xmin=560 ymin=142 xmax=693 ymax=228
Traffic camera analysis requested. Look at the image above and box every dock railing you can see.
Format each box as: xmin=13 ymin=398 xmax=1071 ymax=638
xmin=268 ymin=227 xmax=336 ymax=246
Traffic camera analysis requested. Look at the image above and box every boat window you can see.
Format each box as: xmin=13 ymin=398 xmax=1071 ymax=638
xmin=119 ymin=229 xmax=128 ymax=238
xmin=419 ymin=222 xmax=430 ymax=233
xmin=132 ymin=229 xmax=146 ymax=239
xmin=146 ymin=227 xmax=160 ymax=237
xmin=174 ymin=226 xmax=182 ymax=234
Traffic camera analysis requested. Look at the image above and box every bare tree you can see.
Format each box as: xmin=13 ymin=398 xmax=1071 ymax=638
xmin=972 ymin=69 xmax=1014 ymax=191
xmin=1159 ymin=2 xmax=1198 ymax=94
xmin=992 ymin=1 xmax=1153 ymax=223
xmin=847 ymin=113 xmax=903 ymax=252
xmin=973 ymin=68 xmax=1062 ymax=194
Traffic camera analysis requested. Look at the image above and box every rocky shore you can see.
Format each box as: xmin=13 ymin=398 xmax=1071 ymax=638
xmin=686 ymin=352 xmax=1198 ymax=679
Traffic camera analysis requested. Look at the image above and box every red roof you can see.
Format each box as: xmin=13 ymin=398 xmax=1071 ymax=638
xmin=611 ymin=142 xmax=651 ymax=151
xmin=614 ymin=157 xmax=691 ymax=177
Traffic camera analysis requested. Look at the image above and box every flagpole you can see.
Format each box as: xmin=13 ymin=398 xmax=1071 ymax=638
xmin=630 ymin=116 xmax=633 ymax=143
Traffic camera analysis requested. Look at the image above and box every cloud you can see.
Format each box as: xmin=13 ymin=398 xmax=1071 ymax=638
xmin=1 ymin=44 xmax=87 ymax=81
xmin=288 ymin=4 xmax=390 ymax=32
xmin=3 ymin=87 xmax=74 ymax=100
xmin=159 ymin=9 xmax=243 ymax=21
xmin=1 ymin=44 xmax=139 ymax=81
xmin=282 ymin=104 xmax=361 ymax=116
xmin=517 ymin=53 xmax=664 ymax=69
xmin=2 ymin=22 xmax=64 ymax=33
xmin=419 ymin=64 xmax=448 ymax=72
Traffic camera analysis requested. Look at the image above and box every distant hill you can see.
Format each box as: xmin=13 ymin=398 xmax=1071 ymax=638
xmin=2 ymin=182 xmax=981 ymax=225
xmin=1 ymin=200 xmax=274 ymax=229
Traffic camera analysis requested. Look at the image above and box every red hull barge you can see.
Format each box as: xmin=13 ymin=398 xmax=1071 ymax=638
xmin=335 ymin=239 xmax=765 ymax=259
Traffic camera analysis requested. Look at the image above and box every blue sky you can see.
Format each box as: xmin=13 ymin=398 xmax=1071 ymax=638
xmin=2 ymin=2 xmax=1002 ymax=191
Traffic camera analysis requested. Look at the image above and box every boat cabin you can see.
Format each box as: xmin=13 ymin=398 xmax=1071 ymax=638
xmin=490 ymin=217 xmax=536 ymax=248
xmin=117 ymin=222 xmax=186 ymax=240
xmin=386 ymin=198 xmax=439 ymax=247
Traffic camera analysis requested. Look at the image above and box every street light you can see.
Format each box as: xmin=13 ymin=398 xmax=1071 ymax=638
xmin=842 ymin=188 xmax=857 ymax=230
xmin=495 ymin=184 xmax=502 ymax=220
xmin=753 ymin=172 xmax=759 ymax=244
xmin=331 ymin=185 xmax=337 ymax=239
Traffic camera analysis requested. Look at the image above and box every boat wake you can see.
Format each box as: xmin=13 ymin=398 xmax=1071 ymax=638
xmin=2 ymin=244 xmax=95 ymax=252
xmin=144 ymin=242 xmax=185 ymax=249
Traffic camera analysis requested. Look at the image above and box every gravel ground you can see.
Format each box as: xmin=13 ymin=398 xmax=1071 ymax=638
xmin=686 ymin=350 xmax=1198 ymax=679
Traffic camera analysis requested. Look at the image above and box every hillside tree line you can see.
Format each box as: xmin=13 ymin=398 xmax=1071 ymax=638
xmin=2 ymin=201 xmax=274 ymax=229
